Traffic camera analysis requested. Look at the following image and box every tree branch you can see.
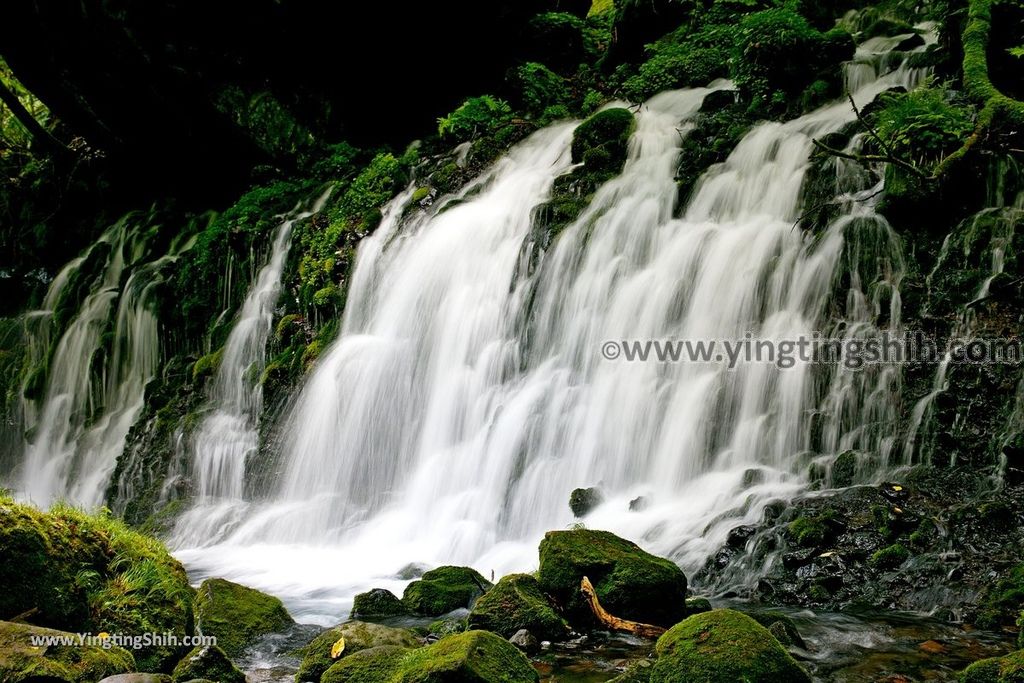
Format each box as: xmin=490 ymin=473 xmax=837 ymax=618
xmin=0 ymin=76 xmax=67 ymax=158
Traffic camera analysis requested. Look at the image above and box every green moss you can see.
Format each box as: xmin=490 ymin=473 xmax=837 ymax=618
xmin=571 ymin=108 xmax=635 ymax=168
xmin=352 ymin=589 xmax=411 ymax=618
xmin=0 ymin=496 xmax=194 ymax=672
xmin=976 ymin=565 xmax=1024 ymax=628
xmin=402 ymin=566 xmax=492 ymax=617
xmin=786 ymin=510 xmax=836 ymax=547
xmin=467 ymin=573 xmax=569 ymax=640
xmin=961 ymin=656 xmax=1002 ymax=683
xmin=400 ymin=630 xmax=538 ymax=683
xmin=192 ymin=347 xmax=224 ymax=382
xmin=608 ymin=661 xmax=655 ymax=683
xmin=321 ymin=645 xmax=409 ymax=683
xmin=622 ymin=22 xmax=731 ymax=101
xmin=686 ymin=597 xmax=713 ymax=615
xmin=427 ymin=617 xmax=468 ymax=638
xmin=831 ymin=450 xmax=857 ymax=488
xmin=869 ymin=544 xmax=910 ymax=569
xmin=171 ymin=645 xmax=246 ymax=683
xmin=275 ymin=314 xmax=303 ymax=343
xmin=411 ymin=187 xmax=431 ymax=203
xmin=537 ymin=529 xmax=687 ymax=628
xmin=651 ymin=610 xmax=810 ymax=683
xmin=0 ymin=620 xmax=135 ymax=683
xmin=296 ymin=621 xmax=421 ymax=683
xmin=313 ymin=284 xmax=340 ymax=308
xmin=194 ymin=578 xmax=294 ymax=658
xmin=437 ymin=96 xmax=513 ymax=143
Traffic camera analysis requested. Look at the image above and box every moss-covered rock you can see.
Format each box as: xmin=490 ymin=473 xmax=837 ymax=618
xmin=961 ymin=650 xmax=1024 ymax=682
xmin=0 ymin=496 xmax=194 ymax=672
xmin=569 ymin=487 xmax=603 ymax=517
xmin=352 ymin=589 xmax=410 ymax=618
xmin=0 ymin=620 xmax=135 ymax=683
xmin=685 ymin=597 xmax=713 ymax=615
xmin=537 ymin=529 xmax=687 ymax=628
xmin=650 ymin=610 xmax=810 ymax=682
xmin=869 ymin=543 xmax=910 ymax=569
xmin=571 ymin=108 xmax=635 ymax=171
xmin=321 ymin=630 xmax=537 ymax=683
xmin=194 ymin=578 xmax=294 ymax=658
xmin=467 ymin=574 xmax=569 ymax=640
xmin=170 ymin=645 xmax=245 ymax=683
xmin=296 ymin=621 xmax=421 ymax=683
xmin=608 ymin=661 xmax=654 ymax=683
xmin=402 ymin=566 xmax=492 ymax=617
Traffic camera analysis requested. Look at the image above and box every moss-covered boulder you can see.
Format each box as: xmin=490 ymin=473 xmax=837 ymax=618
xmin=650 ymin=610 xmax=810 ymax=683
xmin=570 ymin=108 xmax=635 ymax=174
xmin=321 ymin=630 xmax=538 ymax=683
xmin=296 ymin=621 xmax=421 ymax=683
xmin=537 ymin=529 xmax=687 ymax=628
xmin=0 ymin=496 xmax=194 ymax=672
xmin=401 ymin=566 xmax=492 ymax=616
xmin=0 ymin=620 xmax=135 ymax=683
xmin=352 ymin=589 xmax=410 ymax=618
xmin=961 ymin=650 xmax=1024 ymax=682
xmin=467 ymin=573 xmax=569 ymax=640
xmin=194 ymin=577 xmax=294 ymax=658
xmin=170 ymin=645 xmax=245 ymax=683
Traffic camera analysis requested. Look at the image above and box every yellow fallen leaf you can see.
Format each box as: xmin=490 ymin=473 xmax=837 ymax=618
xmin=892 ymin=485 xmax=903 ymax=491
xmin=331 ymin=636 xmax=346 ymax=659
xmin=894 ymin=507 xmax=903 ymax=514
xmin=97 ymin=632 xmax=110 ymax=640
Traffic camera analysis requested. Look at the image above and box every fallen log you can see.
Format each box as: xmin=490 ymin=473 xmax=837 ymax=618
xmin=580 ymin=576 xmax=667 ymax=639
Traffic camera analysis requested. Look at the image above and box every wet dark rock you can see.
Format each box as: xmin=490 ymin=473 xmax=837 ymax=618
xmin=701 ymin=89 xmax=738 ymax=113
xmin=831 ymin=450 xmax=858 ymax=488
xmin=570 ymin=487 xmax=604 ymax=517
xmin=727 ymin=525 xmax=758 ymax=549
xmin=895 ymin=33 xmax=927 ymax=51
xmin=685 ymin=597 xmax=713 ymax=615
xmin=395 ymin=563 xmax=429 ymax=580
xmin=743 ymin=468 xmax=767 ymax=488
xmin=629 ymin=496 xmax=650 ymax=512
xmin=509 ymin=628 xmax=540 ymax=654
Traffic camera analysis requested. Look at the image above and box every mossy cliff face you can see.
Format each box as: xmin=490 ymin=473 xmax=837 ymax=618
xmin=320 ymin=630 xmax=538 ymax=683
xmin=0 ymin=495 xmax=194 ymax=672
xmin=0 ymin=620 xmax=135 ymax=683
xmin=467 ymin=573 xmax=570 ymax=641
xmin=537 ymin=529 xmax=687 ymax=628
xmin=193 ymin=577 xmax=294 ymax=658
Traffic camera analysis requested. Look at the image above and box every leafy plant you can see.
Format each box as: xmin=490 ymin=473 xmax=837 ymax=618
xmin=437 ymin=96 xmax=512 ymax=142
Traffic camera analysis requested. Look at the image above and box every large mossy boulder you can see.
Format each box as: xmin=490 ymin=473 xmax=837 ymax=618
xmin=352 ymin=588 xmax=410 ymax=618
xmin=170 ymin=645 xmax=245 ymax=683
xmin=0 ymin=496 xmax=194 ymax=672
xmin=194 ymin=577 xmax=294 ymax=658
xmin=467 ymin=573 xmax=570 ymax=640
xmin=401 ymin=566 xmax=492 ymax=617
xmin=0 ymin=620 xmax=135 ymax=683
xmin=537 ymin=529 xmax=687 ymax=628
xmin=650 ymin=610 xmax=810 ymax=683
xmin=961 ymin=650 xmax=1024 ymax=682
xmin=296 ymin=621 xmax=421 ymax=683
xmin=570 ymin=108 xmax=636 ymax=175
xmin=321 ymin=630 xmax=538 ymax=683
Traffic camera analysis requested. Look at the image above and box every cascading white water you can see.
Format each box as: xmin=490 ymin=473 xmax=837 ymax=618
xmin=173 ymin=32 xmax=933 ymax=624
xmin=171 ymin=191 xmax=330 ymax=546
xmin=16 ymin=216 xmax=190 ymax=508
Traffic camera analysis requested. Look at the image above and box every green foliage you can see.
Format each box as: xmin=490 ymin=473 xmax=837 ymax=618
xmin=193 ymin=577 xmax=294 ymax=658
xmin=192 ymin=346 xmax=224 ymax=382
xmin=651 ymin=610 xmax=810 ymax=683
xmin=960 ymin=650 xmax=1024 ymax=683
xmin=869 ymin=543 xmax=910 ymax=569
xmin=537 ymin=528 xmax=688 ymax=628
xmin=731 ymin=8 xmax=853 ymax=115
xmin=467 ymin=573 xmax=570 ymax=640
xmin=437 ymin=96 xmax=513 ymax=143
xmin=0 ymin=494 xmax=194 ymax=671
xmin=401 ymin=566 xmax=492 ymax=616
xmin=571 ymin=107 xmax=635 ymax=167
xmin=622 ymin=23 xmax=731 ymax=101
xmin=512 ymin=63 xmax=570 ymax=116
xmin=873 ymin=86 xmax=977 ymax=169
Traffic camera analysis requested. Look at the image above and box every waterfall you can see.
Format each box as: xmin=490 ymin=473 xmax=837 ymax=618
xmin=171 ymin=191 xmax=331 ymax=546
xmin=173 ymin=31 xmax=933 ymax=623
xmin=16 ymin=214 xmax=190 ymax=508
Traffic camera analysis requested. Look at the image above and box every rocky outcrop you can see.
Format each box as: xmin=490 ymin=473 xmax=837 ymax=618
xmin=295 ymin=621 xmax=421 ymax=683
xmin=0 ymin=620 xmax=135 ymax=683
xmin=170 ymin=645 xmax=245 ymax=683
xmin=467 ymin=573 xmax=569 ymax=640
xmin=401 ymin=566 xmax=493 ymax=616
